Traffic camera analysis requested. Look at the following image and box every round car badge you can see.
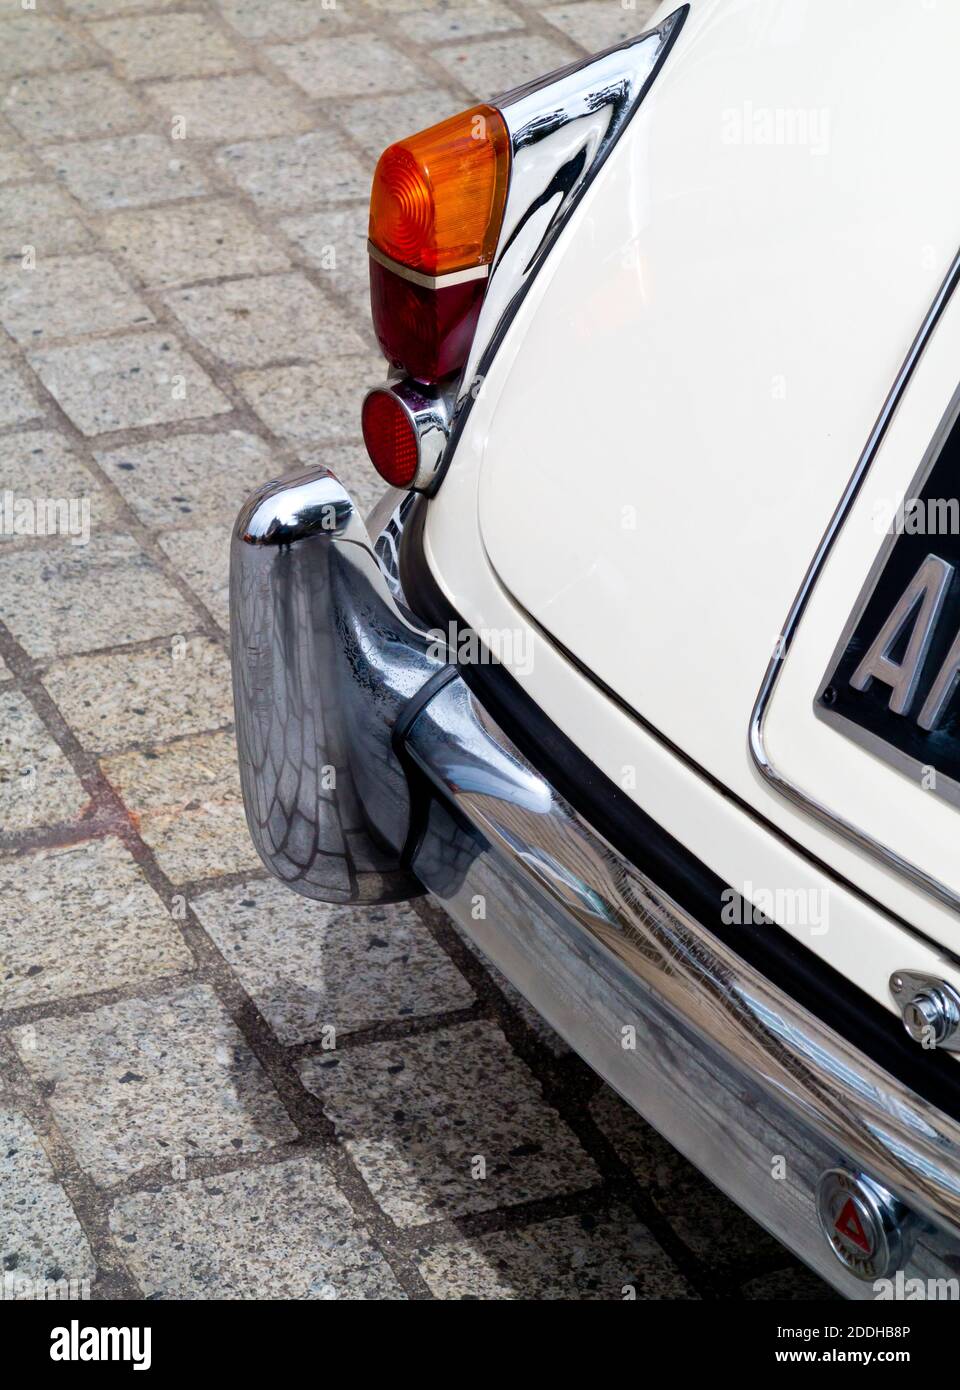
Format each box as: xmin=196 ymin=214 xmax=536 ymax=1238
xmin=816 ymin=1168 xmax=917 ymax=1280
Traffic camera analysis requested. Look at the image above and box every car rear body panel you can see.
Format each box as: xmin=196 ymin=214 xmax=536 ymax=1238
xmin=423 ymin=0 xmax=960 ymax=964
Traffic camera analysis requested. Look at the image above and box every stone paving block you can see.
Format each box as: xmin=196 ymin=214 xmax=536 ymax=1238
xmin=191 ymin=878 xmax=475 ymax=1044
xmin=110 ymin=1155 xmax=404 ymax=1299
xmin=393 ymin=1 xmax=524 ymax=42
xmin=540 ymin=0 xmax=661 ymax=53
xmin=145 ymin=73 xmax=314 ymax=143
xmin=742 ymin=1265 xmax=836 ymax=1300
xmin=63 ymin=0 xmax=179 ymax=12
xmin=100 ymin=199 xmax=290 ymax=288
xmin=218 ymin=0 xmax=356 ymax=41
xmin=0 ymin=533 xmax=186 ymax=658
xmin=301 ymin=1019 xmax=598 ymax=1225
xmin=158 ymin=522 xmax=230 ymax=630
xmin=0 ymin=356 xmax=44 ymax=427
xmin=0 ymin=182 xmax=92 ymax=257
xmin=267 ymin=34 xmax=423 ymax=100
xmin=0 ymin=253 xmax=153 ymax=345
xmin=336 ymin=89 xmax=462 ymax=159
xmin=101 ymin=729 xmax=260 ymax=884
xmin=62 ymin=0 xmax=180 ymax=11
xmin=589 ymin=1085 xmax=787 ymax=1271
xmin=0 ymin=145 xmax=35 ymax=182
xmin=279 ymin=205 xmax=370 ymax=316
xmin=96 ymin=429 xmax=275 ymax=529
xmin=0 ymin=836 xmax=192 ymax=1010
xmin=27 ymin=332 xmax=231 ymax=435
xmin=418 ymin=1202 xmax=695 ymax=1299
xmin=11 ymin=983 xmax=297 ymax=1185
xmin=1 ymin=1108 xmax=96 ymax=1296
xmin=86 ymin=13 xmax=247 ymax=81
xmin=0 ymin=17 xmax=98 ymax=78
xmin=163 ymin=272 xmax=367 ymax=368
xmin=433 ymin=32 xmax=575 ymax=98
xmin=43 ymin=634 xmax=233 ymax=754
xmin=2 ymin=68 xmax=148 ymax=142
xmin=216 ymin=128 xmax=370 ymax=209
xmin=41 ymin=133 xmax=209 ymax=211
xmin=0 ymin=687 xmax=87 ymax=834
xmin=0 ymin=429 xmax=116 ymax=548
xmin=237 ymin=352 xmax=383 ymax=442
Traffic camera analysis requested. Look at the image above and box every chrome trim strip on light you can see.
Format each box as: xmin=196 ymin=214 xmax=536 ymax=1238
xmin=367 ymin=240 xmax=490 ymax=290
xmin=230 ymin=464 xmax=960 ymax=1282
xmin=749 ymin=245 xmax=960 ymax=917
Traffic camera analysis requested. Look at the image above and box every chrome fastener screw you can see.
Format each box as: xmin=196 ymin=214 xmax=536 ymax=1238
xmin=889 ymin=971 xmax=960 ymax=1049
xmin=903 ymin=991 xmax=949 ymax=1044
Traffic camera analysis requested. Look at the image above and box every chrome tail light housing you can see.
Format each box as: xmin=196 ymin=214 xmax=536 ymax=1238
xmin=363 ymin=5 xmax=688 ymax=492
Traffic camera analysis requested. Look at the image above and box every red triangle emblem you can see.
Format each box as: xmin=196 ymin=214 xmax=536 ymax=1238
xmin=835 ymin=1197 xmax=871 ymax=1252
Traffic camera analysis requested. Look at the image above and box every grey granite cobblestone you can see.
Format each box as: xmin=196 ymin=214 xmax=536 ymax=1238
xmin=192 ymin=879 xmax=476 ymax=1043
xmin=0 ymin=1107 xmax=97 ymax=1295
xmin=0 ymin=835 xmax=192 ymax=1011
xmin=11 ymin=983 xmax=298 ymax=1185
xmin=109 ymin=1155 xmax=406 ymax=1299
xmin=300 ymin=1020 xmax=600 ymax=1225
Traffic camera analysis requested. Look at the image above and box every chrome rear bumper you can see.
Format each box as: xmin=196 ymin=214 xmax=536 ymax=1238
xmin=231 ymin=467 xmax=960 ymax=1297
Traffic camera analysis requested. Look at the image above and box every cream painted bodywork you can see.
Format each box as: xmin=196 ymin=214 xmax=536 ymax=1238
xmin=422 ymin=0 xmax=960 ymax=1010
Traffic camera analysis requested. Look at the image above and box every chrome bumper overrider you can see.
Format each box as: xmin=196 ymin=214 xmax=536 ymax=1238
xmin=231 ymin=467 xmax=960 ymax=1297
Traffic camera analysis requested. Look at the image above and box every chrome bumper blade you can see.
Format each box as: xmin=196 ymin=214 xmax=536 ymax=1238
xmin=230 ymin=466 xmax=960 ymax=1292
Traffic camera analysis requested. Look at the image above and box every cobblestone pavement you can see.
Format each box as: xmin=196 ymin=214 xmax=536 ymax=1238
xmin=0 ymin=0 xmax=836 ymax=1300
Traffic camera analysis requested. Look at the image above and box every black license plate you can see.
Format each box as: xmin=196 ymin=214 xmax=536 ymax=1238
xmin=816 ymin=396 xmax=960 ymax=807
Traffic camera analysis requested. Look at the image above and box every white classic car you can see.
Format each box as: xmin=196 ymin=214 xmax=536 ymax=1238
xmin=229 ymin=0 xmax=960 ymax=1297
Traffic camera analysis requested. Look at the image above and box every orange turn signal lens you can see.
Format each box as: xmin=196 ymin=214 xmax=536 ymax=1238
xmin=369 ymin=104 xmax=510 ymax=277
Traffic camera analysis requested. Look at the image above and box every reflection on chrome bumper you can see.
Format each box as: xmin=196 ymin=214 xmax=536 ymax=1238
xmin=231 ymin=466 xmax=960 ymax=1296
xmin=230 ymin=469 xmax=444 ymax=903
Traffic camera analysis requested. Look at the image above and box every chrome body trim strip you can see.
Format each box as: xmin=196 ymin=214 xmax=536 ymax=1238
xmin=230 ymin=465 xmax=960 ymax=1293
xmin=366 ymin=240 xmax=490 ymax=290
xmin=813 ymin=385 xmax=960 ymax=811
xmin=749 ymin=246 xmax=960 ymax=917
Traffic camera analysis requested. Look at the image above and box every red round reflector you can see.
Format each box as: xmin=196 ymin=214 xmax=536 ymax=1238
xmin=361 ymin=390 xmax=420 ymax=489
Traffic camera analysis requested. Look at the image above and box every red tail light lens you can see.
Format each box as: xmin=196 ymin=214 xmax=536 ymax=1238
xmin=361 ymin=389 xmax=420 ymax=489
xmin=368 ymin=104 xmax=510 ymax=383
xmin=368 ymin=260 xmax=486 ymax=384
